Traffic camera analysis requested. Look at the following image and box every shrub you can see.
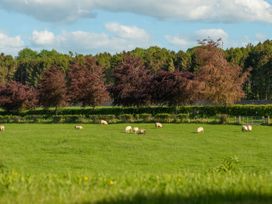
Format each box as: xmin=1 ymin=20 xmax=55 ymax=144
xmin=119 ymin=114 xmax=135 ymax=123
xmin=136 ymin=114 xmax=153 ymax=123
xmin=175 ymin=113 xmax=189 ymax=123
xmin=154 ymin=113 xmax=174 ymax=123
xmin=211 ymin=156 xmax=240 ymax=173
xmin=218 ymin=114 xmax=229 ymax=124
xmin=52 ymin=115 xmax=64 ymax=123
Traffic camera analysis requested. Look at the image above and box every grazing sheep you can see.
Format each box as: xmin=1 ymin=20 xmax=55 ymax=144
xmin=247 ymin=125 xmax=252 ymax=132
xmin=133 ymin=127 xmax=139 ymax=134
xmin=155 ymin=122 xmax=163 ymax=128
xmin=0 ymin=125 xmax=5 ymax=132
xmin=242 ymin=125 xmax=248 ymax=132
xmin=100 ymin=120 xmax=108 ymax=125
xmin=75 ymin=125 xmax=83 ymax=130
xmin=125 ymin=126 xmax=132 ymax=133
xmin=196 ymin=127 xmax=204 ymax=133
xmin=137 ymin=129 xmax=146 ymax=135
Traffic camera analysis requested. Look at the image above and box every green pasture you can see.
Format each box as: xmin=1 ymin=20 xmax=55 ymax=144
xmin=0 ymin=124 xmax=272 ymax=203
xmin=0 ymin=124 xmax=272 ymax=174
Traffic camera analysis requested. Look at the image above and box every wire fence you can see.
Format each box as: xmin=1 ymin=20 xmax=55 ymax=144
xmin=231 ymin=116 xmax=269 ymax=125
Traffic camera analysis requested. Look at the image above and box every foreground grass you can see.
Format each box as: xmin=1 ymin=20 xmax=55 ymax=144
xmin=0 ymin=124 xmax=272 ymax=203
xmin=1 ymin=170 xmax=272 ymax=204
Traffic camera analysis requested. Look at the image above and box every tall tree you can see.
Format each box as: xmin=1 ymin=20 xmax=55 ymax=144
xmin=95 ymin=52 xmax=113 ymax=84
xmin=192 ymin=39 xmax=249 ymax=105
xmin=15 ymin=49 xmax=71 ymax=87
xmin=0 ymin=53 xmax=16 ymax=84
xmin=109 ymin=54 xmax=151 ymax=106
xmin=67 ymin=56 xmax=109 ymax=107
xmin=0 ymin=81 xmax=37 ymax=112
xmin=244 ymin=40 xmax=272 ymax=100
xmin=37 ymin=67 xmax=67 ymax=109
xmin=150 ymin=71 xmax=193 ymax=106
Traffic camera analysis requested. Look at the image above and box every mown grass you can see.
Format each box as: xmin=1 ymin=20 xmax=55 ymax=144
xmin=0 ymin=124 xmax=272 ymax=203
xmin=1 ymin=124 xmax=272 ymax=174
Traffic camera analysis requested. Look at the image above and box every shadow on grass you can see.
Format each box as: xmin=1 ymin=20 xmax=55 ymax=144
xmin=82 ymin=192 xmax=272 ymax=204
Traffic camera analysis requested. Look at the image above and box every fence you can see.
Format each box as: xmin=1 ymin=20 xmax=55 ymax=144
xmin=233 ymin=116 xmax=270 ymax=125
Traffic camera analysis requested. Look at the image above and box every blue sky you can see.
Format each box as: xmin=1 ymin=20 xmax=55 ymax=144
xmin=0 ymin=0 xmax=272 ymax=55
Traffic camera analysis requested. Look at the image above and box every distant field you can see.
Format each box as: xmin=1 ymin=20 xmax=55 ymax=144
xmin=0 ymin=124 xmax=272 ymax=203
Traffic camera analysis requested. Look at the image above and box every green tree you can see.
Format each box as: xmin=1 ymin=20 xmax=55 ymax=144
xmin=14 ymin=49 xmax=71 ymax=87
xmin=244 ymin=40 xmax=272 ymax=99
xmin=0 ymin=53 xmax=16 ymax=84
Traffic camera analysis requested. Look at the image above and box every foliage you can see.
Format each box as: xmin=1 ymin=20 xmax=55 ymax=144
xmin=192 ymin=39 xmax=250 ymax=105
xmin=109 ymin=54 xmax=152 ymax=106
xmin=14 ymin=49 xmax=71 ymax=87
xmin=0 ymin=53 xmax=16 ymax=84
xmin=0 ymin=81 xmax=37 ymax=112
xmin=2 ymin=105 xmax=272 ymax=118
xmin=150 ymin=71 xmax=194 ymax=106
xmin=1 ymin=41 xmax=272 ymax=107
xmin=67 ymin=56 xmax=109 ymax=107
xmin=37 ymin=66 xmax=67 ymax=109
xmin=217 ymin=114 xmax=229 ymax=124
xmin=211 ymin=156 xmax=240 ymax=173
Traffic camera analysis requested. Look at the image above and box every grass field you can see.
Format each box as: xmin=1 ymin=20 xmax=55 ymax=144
xmin=0 ymin=124 xmax=272 ymax=203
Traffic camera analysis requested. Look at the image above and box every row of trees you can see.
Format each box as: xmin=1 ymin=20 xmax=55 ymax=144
xmin=1 ymin=40 xmax=272 ymax=100
xmin=0 ymin=40 xmax=249 ymax=111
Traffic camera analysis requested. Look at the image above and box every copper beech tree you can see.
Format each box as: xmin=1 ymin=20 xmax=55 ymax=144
xmin=67 ymin=57 xmax=109 ymax=107
xmin=0 ymin=81 xmax=37 ymax=112
xmin=192 ymin=39 xmax=250 ymax=105
xmin=150 ymin=71 xmax=194 ymax=106
xmin=37 ymin=67 xmax=67 ymax=109
xmin=109 ymin=54 xmax=152 ymax=106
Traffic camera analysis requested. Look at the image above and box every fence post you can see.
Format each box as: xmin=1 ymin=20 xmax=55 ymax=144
xmin=236 ymin=116 xmax=241 ymax=124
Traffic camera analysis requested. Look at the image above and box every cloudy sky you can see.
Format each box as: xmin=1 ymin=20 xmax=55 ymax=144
xmin=0 ymin=0 xmax=272 ymax=55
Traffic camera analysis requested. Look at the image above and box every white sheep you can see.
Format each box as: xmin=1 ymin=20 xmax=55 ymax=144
xmin=125 ymin=126 xmax=132 ymax=133
xmin=0 ymin=125 xmax=5 ymax=132
xmin=247 ymin=125 xmax=252 ymax=132
xmin=196 ymin=127 xmax=204 ymax=133
xmin=155 ymin=122 xmax=163 ymax=128
xmin=100 ymin=120 xmax=108 ymax=125
xmin=133 ymin=127 xmax=139 ymax=134
xmin=75 ymin=125 xmax=83 ymax=130
xmin=137 ymin=129 xmax=146 ymax=135
xmin=242 ymin=125 xmax=248 ymax=132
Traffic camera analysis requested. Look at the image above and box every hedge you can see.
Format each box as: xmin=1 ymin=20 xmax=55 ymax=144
xmin=1 ymin=105 xmax=272 ymax=117
xmin=0 ymin=114 xmax=269 ymax=125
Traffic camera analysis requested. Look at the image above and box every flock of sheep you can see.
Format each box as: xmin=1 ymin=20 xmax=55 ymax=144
xmin=0 ymin=121 xmax=253 ymax=134
xmin=73 ymin=120 xmax=253 ymax=134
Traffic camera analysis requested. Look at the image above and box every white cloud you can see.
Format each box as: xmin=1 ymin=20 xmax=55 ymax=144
xmin=165 ymin=35 xmax=189 ymax=48
xmin=0 ymin=32 xmax=24 ymax=54
xmin=32 ymin=30 xmax=56 ymax=46
xmin=105 ymin=22 xmax=150 ymax=40
xmin=166 ymin=28 xmax=228 ymax=50
xmin=195 ymin=29 xmax=228 ymax=42
xmin=0 ymin=0 xmax=272 ymax=23
xmin=0 ymin=0 xmax=95 ymax=22
xmin=30 ymin=23 xmax=152 ymax=53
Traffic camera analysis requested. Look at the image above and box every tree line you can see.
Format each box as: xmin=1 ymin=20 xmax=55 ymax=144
xmin=0 ymin=39 xmax=271 ymax=111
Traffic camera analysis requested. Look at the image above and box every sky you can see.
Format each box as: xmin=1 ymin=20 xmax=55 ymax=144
xmin=0 ymin=0 xmax=272 ymax=55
